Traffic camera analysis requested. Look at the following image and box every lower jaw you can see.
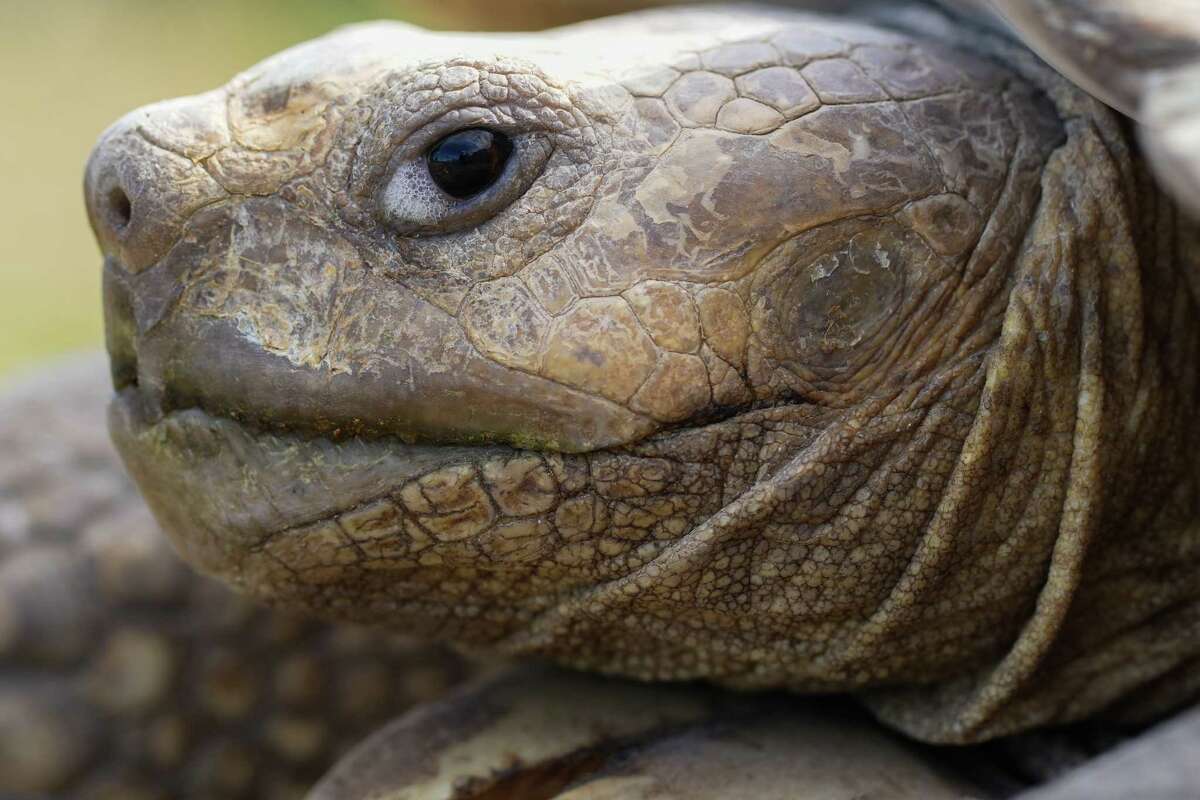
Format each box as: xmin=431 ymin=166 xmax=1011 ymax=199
xmin=107 ymin=387 xmax=508 ymax=578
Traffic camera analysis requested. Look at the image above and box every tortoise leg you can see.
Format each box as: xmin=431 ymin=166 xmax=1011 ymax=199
xmin=0 ymin=355 xmax=479 ymax=800
xmin=310 ymin=665 xmax=985 ymax=800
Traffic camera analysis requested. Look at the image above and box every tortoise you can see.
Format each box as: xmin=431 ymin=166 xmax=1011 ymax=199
xmin=5 ymin=0 xmax=1200 ymax=796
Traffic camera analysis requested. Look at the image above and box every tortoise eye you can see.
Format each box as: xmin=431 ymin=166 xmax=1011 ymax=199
xmin=427 ymin=128 xmax=513 ymax=199
xmin=379 ymin=123 xmax=549 ymax=236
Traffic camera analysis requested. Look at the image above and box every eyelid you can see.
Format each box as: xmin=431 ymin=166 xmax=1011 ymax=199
xmin=387 ymin=107 xmax=505 ymax=163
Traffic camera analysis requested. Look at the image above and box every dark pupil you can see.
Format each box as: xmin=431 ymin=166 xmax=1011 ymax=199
xmin=427 ymin=128 xmax=513 ymax=200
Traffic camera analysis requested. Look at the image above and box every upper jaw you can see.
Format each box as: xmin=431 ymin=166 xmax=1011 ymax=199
xmin=98 ymin=194 xmax=660 ymax=454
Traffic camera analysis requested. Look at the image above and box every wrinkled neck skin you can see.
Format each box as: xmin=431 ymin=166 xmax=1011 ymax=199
xmin=95 ymin=4 xmax=1200 ymax=743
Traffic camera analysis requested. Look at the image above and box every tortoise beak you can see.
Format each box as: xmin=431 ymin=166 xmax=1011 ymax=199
xmin=85 ymin=92 xmax=232 ymax=397
xmin=102 ymin=258 xmax=139 ymax=393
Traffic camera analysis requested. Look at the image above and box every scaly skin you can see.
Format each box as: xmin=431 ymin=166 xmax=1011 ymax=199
xmin=0 ymin=357 xmax=478 ymax=799
xmin=85 ymin=4 xmax=1200 ymax=744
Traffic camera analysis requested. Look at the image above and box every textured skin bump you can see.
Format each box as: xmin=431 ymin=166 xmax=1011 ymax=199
xmin=88 ymin=3 xmax=1200 ymax=745
xmin=0 ymin=357 xmax=478 ymax=799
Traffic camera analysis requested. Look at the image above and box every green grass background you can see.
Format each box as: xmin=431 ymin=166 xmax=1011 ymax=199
xmin=0 ymin=0 xmax=440 ymax=383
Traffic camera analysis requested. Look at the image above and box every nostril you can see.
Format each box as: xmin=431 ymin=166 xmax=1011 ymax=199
xmin=106 ymin=186 xmax=133 ymax=232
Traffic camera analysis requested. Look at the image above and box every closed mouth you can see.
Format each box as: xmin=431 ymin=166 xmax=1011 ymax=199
xmin=107 ymin=385 xmax=513 ymax=572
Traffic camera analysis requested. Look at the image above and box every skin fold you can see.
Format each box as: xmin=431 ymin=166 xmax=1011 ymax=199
xmin=86 ymin=4 xmax=1200 ymax=745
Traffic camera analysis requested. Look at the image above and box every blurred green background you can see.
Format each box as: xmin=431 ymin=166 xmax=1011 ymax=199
xmin=0 ymin=0 xmax=657 ymax=382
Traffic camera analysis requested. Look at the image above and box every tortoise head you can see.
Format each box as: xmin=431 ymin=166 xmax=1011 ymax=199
xmin=87 ymin=5 xmax=1199 ymax=742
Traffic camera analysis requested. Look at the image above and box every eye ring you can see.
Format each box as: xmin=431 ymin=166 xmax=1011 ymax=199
xmin=427 ymin=128 xmax=514 ymax=200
